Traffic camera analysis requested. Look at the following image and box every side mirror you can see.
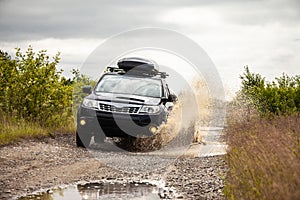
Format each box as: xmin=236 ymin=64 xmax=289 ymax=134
xmin=165 ymin=102 xmax=174 ymax=111
xmin=161 ymin=97 xmax=168 ymax=103
xmin=168 ymin=94 xmax=178 ymax=102
xmin=82 ymin=85 xmax=92 ymax=94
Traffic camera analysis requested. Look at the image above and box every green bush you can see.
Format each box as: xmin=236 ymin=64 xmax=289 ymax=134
xmin=240 ymin=66 xmax=300 ymax=115
xmin=71 ymin=69 xmax=96 ymax=114
xmin=0 ymin=47 xmax=99 ymax=144
xmin=0 ymin=47 xmax=74 ymax=127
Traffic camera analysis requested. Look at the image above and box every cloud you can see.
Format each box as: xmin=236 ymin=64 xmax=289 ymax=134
xmin=0 ymin=0 xmax=273 ymax=41
xmin=0 ymin=0 xmax=194 ymax=41
xmin=0 ymin=0 xmax=146 ymax=40
xmin=0 ymin=0 xmax=299 ymax=94
xmin=158 ymin=1 xmax=300 ymax=92
xmin=221 ymin=0 xmax=300 ymax=26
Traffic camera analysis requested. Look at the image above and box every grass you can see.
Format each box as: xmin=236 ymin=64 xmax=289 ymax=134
xmin=0 ymin=114 xmax=75 ymax=146
xmin=224 ymin=114 xmax=300 ymax=200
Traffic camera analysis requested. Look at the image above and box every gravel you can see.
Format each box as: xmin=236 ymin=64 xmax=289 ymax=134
xmin=0 ymin=134 xmax=226 ymax=199
xmin=165 ymin=156 xmax=226 ymax=199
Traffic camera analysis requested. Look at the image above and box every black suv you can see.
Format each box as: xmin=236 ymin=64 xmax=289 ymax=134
xmin=76 ymin=57 xmax=177 ymax=148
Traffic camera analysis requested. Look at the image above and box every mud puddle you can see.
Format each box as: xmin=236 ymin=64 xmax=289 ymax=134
xmin=18 ymin=182 xmax=162 ymax=200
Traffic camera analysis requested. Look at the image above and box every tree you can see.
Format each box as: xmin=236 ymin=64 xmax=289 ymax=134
xmin=0 ymin=47 xmax=73 ymax=127
xmin=239 ymin=66 xmax=300 ymax=115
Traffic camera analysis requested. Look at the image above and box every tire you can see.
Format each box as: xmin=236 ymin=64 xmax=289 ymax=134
xmin=94 ymin=135 xmax=105 ymax=144
xmin=76 ymin=131 xmax=91 ymax=148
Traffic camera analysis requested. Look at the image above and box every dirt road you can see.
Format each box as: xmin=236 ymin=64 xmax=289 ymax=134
xmin=0 ymin=134 xmax=226 ymax=199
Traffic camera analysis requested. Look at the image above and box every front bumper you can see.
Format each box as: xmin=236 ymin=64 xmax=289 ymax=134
xmin=77 ymin=106 xmax=166 ymax=137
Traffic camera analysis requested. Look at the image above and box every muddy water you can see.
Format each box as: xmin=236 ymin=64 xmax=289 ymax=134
xmin=18 ymin=182 xmax=160 ymax=200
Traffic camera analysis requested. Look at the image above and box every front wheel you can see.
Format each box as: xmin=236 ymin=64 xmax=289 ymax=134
xmin=76 ymin=131 xmax=92 ymax=148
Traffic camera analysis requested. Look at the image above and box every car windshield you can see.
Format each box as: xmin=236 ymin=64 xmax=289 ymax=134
xmin=95 ymin=75 xmax=162 ymax=98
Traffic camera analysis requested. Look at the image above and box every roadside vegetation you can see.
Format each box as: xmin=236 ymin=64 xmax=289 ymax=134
xmin=224 ymin=67 xmax=300 ymax=200
xmin=0 ymin=47 xmax=94 ymax=145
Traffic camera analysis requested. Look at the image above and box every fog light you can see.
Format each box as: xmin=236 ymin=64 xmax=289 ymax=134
xmin=80 ymin=119 xmax=86 ymax=126
xmin=149 ymin=126 xmax=157 ymax=134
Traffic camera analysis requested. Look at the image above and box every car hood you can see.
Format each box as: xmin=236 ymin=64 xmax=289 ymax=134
xmin=89 ymin=92 xmax=161 ymax=106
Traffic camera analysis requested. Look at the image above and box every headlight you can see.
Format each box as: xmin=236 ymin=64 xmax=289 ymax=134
xmin=82 ymin=98 xmax=98 ymax=109
xmin=140 ymin=105 xmax=161 ymax=114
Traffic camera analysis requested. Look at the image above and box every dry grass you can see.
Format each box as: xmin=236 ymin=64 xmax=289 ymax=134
xmin=224 ymin=114 xmax=300 ymax=200
xmin=0 ymin=114 xmax=75 ymax=146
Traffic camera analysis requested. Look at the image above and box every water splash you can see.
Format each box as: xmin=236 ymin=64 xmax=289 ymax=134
xmin=123 ymin=78 xmax=213 ymax=152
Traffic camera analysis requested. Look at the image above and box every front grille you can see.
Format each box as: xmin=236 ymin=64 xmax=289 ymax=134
xmin=99 ymin=103 xmax=140 ymax=114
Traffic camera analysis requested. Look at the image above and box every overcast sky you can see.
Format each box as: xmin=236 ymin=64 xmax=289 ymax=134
xmin=1 ymin=0 xmax=299 ymax=97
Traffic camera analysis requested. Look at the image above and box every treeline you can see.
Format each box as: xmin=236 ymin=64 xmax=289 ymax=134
xmin=0 ymin=47 xmax=94 ymax=144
